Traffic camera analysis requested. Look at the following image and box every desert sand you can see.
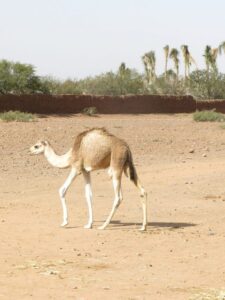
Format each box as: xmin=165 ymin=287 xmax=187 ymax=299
xmin=1 ymin=114 xmax=225 ymax=300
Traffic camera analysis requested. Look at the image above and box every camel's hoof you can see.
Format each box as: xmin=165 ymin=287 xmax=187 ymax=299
xmin=98 ymin=225 xmax=106 ymax=230
xmin=84 ymin=224 xmax=92 ymax=229
xmin=61 ymin=221 xmax=68 ymax=227
xmin=139 ymin=226 xmax=147 ymax=231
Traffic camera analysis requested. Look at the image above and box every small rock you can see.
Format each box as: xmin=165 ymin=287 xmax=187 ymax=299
xmin=208 ymin=232 xmax=216 ymax=236
xmin=202 ymin=153 xmax=207 ymax=157
xmin=41 ymin=270 xmax=59 ymax=276
xmin=189 ymin=149 xmax=195 ymax=153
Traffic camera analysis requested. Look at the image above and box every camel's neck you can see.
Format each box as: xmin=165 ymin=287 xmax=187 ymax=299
xmin=44 ymin=145 xmax=72 ymax=169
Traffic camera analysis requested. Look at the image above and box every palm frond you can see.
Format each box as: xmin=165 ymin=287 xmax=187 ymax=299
xmin=218 ymin=41 xmax=225 ymax=54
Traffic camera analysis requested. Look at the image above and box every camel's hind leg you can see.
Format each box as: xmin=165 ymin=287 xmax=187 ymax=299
xmin=135 ymin=178 xmax=147 ymax=231
xmin=98 ymin=171 xmax=122 ymax=230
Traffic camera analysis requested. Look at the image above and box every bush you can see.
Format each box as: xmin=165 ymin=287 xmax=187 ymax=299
xmin=43 ymin=64 xmax=145 ymax=95
xmin=193 ymin=110 xmax=225 ymax=122
xmin=188 ymin=70 xmax=225 ymax=99
xmin=0 ymin=111 xmax=36 ymax=122
xmin=146 ymin=73 xmax=187 ymax=95
xmin=82 ymin=107 xmax=98 ymax=116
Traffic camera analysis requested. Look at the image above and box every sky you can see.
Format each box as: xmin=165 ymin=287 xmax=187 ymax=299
xmin=0 ymin=0 xmax=225 ymax=80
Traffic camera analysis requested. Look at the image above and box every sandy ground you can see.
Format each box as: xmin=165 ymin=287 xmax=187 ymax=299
xmin=1 ymin=114 xmax=225 ymax=300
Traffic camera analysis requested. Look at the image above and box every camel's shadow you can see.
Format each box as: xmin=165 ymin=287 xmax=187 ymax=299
xmin=65 ymin=221 xmax=196 ymax=230
xmin=110 ymin=220 xmax=196 ymax=229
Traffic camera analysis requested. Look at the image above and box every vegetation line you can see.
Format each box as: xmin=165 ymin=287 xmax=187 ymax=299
xmin=0 ymin=41 xmax=225 ymax=98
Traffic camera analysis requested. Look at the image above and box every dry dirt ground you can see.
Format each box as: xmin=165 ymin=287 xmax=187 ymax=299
xmin=1 ymin=114 xmax=225 ymax=300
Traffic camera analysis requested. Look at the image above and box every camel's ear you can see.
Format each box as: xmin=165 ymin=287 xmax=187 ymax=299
xmin=41 ymin=141 xmax=49 ymax=146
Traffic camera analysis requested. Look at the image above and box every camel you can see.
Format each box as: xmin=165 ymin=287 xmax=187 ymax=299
xmin=30 ymin=128 xmax=147 ymax=230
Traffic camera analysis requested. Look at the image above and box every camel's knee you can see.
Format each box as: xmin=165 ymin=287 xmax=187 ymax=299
xmin=59 ymin=187 xmax=66 ymax=198
xmin=114 ymin=199 xmax=121 ymax=209
xmin=140 ymin=188 xmax=147 ymax=198
xmin=137 ymin=181 xmax=146 ymax=198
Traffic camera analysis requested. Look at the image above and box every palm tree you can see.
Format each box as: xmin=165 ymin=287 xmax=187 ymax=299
xmin=181 ymin=45 xmax=189 ymax=80
xmin=218 ymin=41 xmax=225 ymax=72
xmin=180 ymin=45 xmax=197 ymax=80
xmin=163 ymin=45 xmax=170 ymax=78
xmin=204 ymin=45 xmax=218 ymax=73
xmin=118 ymin=62 xmax=127 ymax=78
xmin=142 ymin=51 xmax=156 ymax=85
xmin=117 ymin=62 xmax=129 ymax=95
xmin=218 ymin=41 xmax=225 ymax=55
xmin=169 ymin=48 xmax=179 ymax=80
xmin=203 ymin=45 xmax=218 ymax=97
xmin=204 ymin=45 xmax=212 ymax=75
xmin=211 ymin=48 xmax=218 ymax=71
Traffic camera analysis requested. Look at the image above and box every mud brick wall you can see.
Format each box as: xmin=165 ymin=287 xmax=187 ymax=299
xmin=0 ymin=95 xmax=92 ymax=114
xmin=196 ymin=100 xmax=225 ymax=113
xmin=91 ymin=95 xmax=196 ymax=114
xmin=0 ymin=94 xmax=198 ymax=114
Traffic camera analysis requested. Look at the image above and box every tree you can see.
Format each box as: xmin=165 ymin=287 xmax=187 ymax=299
xmin=218 ymin=41 xmax=225 ymax=56
xmin=117 ymin=62 xmax=131 ymax=94
xmin=142 ymin=51 xmax=156 ymax=86
xmin=163 ymin=45 xmax=170 ymax=79
xmin=169 ymin=48 xmax=180 ymax=80
xmin=180 ymin=45 xmax=197 ymax=80
xmin=204 ymin=46 xmax=218 ymax=73
xmin=189 ymin=70 xmax=225 ymax=99
xmin=0 ymin=60 xmax=13 ymax=94
xmin=0 ymin=60 xmax=49 ymax=94
xmin=118 ymin=62 xmax=127 ymax=77
xmin=75 ymin=65 xmax=144 ymax=96
xmin=204 ymin=45 xmax=212 ymax=77
xmin=211 ymin=48 xmax=218 ymax=72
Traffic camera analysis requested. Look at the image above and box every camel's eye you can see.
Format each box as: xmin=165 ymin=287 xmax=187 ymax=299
xmin=34 ymin=145 xmax=39 ymax=149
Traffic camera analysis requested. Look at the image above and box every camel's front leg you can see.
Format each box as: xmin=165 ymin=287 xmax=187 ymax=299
xmin=59 ymin=168 xmax=77 ymax=227
xmin=83 ymin=171 xmax=93 ymax=229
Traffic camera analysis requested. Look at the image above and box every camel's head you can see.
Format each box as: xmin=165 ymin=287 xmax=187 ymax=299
xmin=30 ymin=141 xmax=49 ymax=155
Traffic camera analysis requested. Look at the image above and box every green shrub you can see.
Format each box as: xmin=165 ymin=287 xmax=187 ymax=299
xmin=0 ymin=111 xmax=36 ymax=122
xmin=193 ymin=110 xmax=225 ymax=122
xmin=189 ymin=70 xmax=225 ymax=99
xmin=82 ymin=107 xmax=98 ymax=116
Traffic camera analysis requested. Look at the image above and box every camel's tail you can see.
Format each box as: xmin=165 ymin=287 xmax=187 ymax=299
xmin=124 ymin=150 xmax=146 ymax=198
